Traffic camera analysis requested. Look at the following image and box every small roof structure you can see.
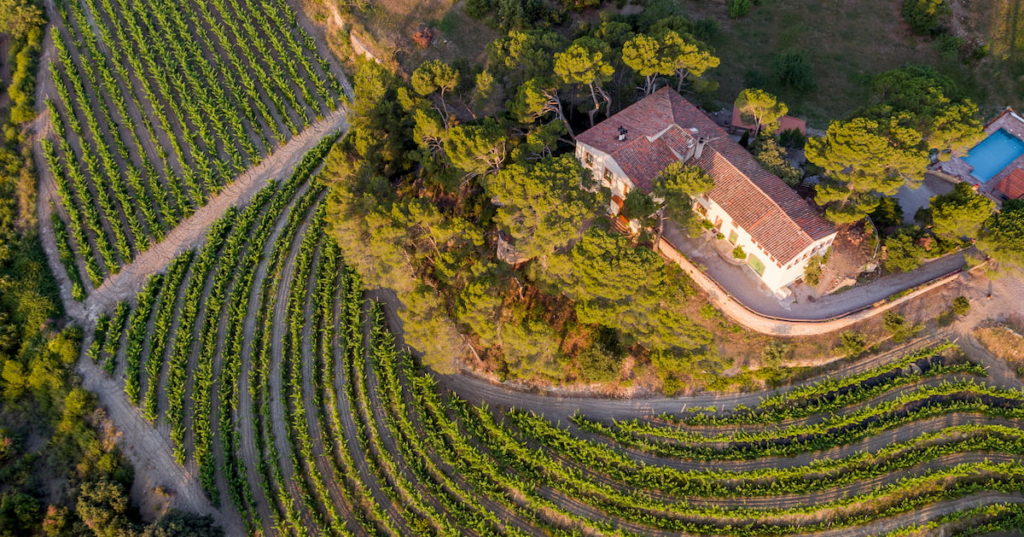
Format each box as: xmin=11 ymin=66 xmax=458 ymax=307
xmin=576 ymin=87 xmax=834 ymax=264
xmin=997 ymin=168 xmax=1024 ymax=200
xmin=730 ymin=107 xmax=807 ymax=135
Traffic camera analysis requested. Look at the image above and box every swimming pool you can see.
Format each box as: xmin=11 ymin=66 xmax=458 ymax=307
xmin=962 ymin=129 xmax=1024 ymax=183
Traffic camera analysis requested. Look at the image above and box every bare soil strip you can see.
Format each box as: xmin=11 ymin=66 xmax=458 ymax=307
xmin=79 ymin=109 xmax=347 ymax=322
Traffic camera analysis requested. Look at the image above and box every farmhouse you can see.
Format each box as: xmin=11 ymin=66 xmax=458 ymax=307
xmin=575 ymin=88 xmax=836 ymax=296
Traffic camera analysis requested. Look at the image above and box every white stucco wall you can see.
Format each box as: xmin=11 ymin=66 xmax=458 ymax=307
xmin=577 ymin=141 xmax=836 ymax=295
xmin=695 ymin=195 xmax=834 ymax=293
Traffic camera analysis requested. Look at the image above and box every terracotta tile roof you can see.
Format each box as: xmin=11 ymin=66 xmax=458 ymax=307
xmin=577 ymin=87 xmax=835 ymax=263
xmin=998 ymin=168 xmax=1024 ymax=200
xmin=729 ymin=107 xmax=807 ymax=135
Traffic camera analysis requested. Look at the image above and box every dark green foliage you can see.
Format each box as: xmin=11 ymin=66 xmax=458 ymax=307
xmin=869 ymin=197 xmax=905 ymax=233
xmin=838 ymin=331 xmax=867 ymax=358
xmin=884 ymin=228 xmax=927 ymax=272
xmin=952 ymin=295 xmax=970 ymax=316
xmin=778 ymin=128 xmax=805 ymax=149
xmin=620 ymin=189 xmax=657 ymax=222
xmin=902 ymin=0 xmax=949 ymax=35
xmin=0 ymin=492 xmax=41 ymax=537
xmin=753 ymin=135 xmax=801 ymax=186
xmin=140 ymin=511 xmax=223 ymax=537
xmin=465 ymin=0 xmax=549 ymax=30
xmin=772 ymin=50 xmax=816 ymax=93
xmin=978 ymin=200 xmax=1024 ymax=272
xmin=728 ymin=0 xmax=753 ymax=18
xmin=929 ymin=182 xmax=994 ymax=240
xmin=575 ymin=345 xmax=621 ymax=382
xmin=883 ymin=311 xmax=923 ymax=343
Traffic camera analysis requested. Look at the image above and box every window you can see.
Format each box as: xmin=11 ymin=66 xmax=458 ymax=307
xmin=584 ymin=151 xmax=594 ymax=166
xmin=728 ymin=230 xmax=738 ymax=245
xmin=603 ymin=168 xmax=613 ymax=183
xmin=748 ymin=255 xmax=766 ymax=276
xmin=695 ymin=203 xmax=708 ymax=217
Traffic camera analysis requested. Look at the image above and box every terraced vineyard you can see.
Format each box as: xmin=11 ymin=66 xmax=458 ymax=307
xmin=40 ymin=0 xmax=343 ymax=295
xmin=77 ymin=140 xmax=1024 ymax=536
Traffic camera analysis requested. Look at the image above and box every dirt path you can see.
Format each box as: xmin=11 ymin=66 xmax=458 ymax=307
xmin=236 ymin=182 xmax=313 ymax=536
xmin=77 ymin=351 xmax=240 ymax=531
xmin=299 ymin=244 xmax=362 ymax=530
xmin=79 ymin=108 xmax=347 ymax=323
xmin=437 ymin=332 xmax=953 ymax=423
xmin=267 ymin=198 xmax=321 ymax=533
xmin=32 ymin=20 xmax=94 ymax=321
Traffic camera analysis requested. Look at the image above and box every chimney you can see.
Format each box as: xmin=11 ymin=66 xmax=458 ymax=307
xmin=694 ymin=136 xmax=707 ymax=160
xmin=617 ymin=126 xmax=628 ymax=141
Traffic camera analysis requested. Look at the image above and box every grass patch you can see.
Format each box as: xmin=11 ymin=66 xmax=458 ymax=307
xmin=677 ymin=0 xmax=1017 ymax=125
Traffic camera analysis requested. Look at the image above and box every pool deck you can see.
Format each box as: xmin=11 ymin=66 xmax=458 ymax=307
xmin=935 ymin=108 xmax=1024 ymax=203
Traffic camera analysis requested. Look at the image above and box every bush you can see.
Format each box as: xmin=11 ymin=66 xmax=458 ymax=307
xmin=732 ymin=245 xmax=746 ymax=260
xmin=803 ymin=254 xmax=823 ymax=286
xmin=778 ymin=128 xmax=806 ymax=149
xmin=884 ymin=311 xmax=923 ymax=343
xmin=838 ymin=331 xmax=867 ymax=358
xmin=772 ymin=50 xmax=816 ymax=93
xmin=753 ymin=135 xmax=802 ymax=187
xmin=761 ymin=340 xmax=792 ymax=367
xmin=952 ymin=295 xmax=970 ymax=316
xmin=883 ymin=230 xmax=927 ymax=273
xmin=728 ymin=0 xmax=752 ymax=18
xmin=902 ymin=0 xmax=949 ymax=35
xmin=870 ymin=197 xmax=905 ymax=232
xmin=575 ymin=346 xmax=621 ymax=382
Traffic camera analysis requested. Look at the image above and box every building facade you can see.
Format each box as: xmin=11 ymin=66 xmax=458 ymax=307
xmin=575 ymin=88 xmax=836 ymax=296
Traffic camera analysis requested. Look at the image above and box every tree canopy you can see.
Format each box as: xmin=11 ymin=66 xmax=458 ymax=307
xmin=0 ymin=0 xmax=44 ymax=39
xmin=866 ymin=66 xmax=984 ymax=159
xmin=735 ymin=89 xmax=788 ymax=135
xmin=547 ymin=227 xmax=711 ymax=352
xmin=929 ymin=182 xmax=995 ymax=240
xmin=486 ymin=154 xmax=599 ymax=261
xmin=622 ymin=31 xmax=718 ymax=95
xmin=652 ymin=162 xmax=714 ymax=232
xmin=807 ymin=117 xmax=929 ymax=223
xmin=554 ymin=42 xmax=614 ymax=125
xmin=977 ymin=200 xmax=1024 ymax=272
xmin=411 ymin=59 xmax=460 ymax=125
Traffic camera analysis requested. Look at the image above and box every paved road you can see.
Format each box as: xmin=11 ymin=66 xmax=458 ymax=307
xmin=661 ymin=221 xmax=967 ymax=322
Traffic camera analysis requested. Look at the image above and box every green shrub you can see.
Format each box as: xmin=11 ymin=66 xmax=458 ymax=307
xmin=761 ymin=340 xmax=792 ymax=367
xmin=779 ymin=128 xmax=806 ymax=149
xmin=804 ymin=254 xmax=823 ymax=286
xmin=838 ymin=331 xmax=867 ymax=358
xmin=884 ymin=229 xmax=927 ymax=272
xmin=884 ymin=311 xmax=923 ymax=343
xmin=772 ymin=50 xmax=816 ymax=93
xmin=732 ymin=245 xmax=746 ymax=260
xmin=952 ymin=295 xmax=970 ymax=316
xmin=902 ymin=0 xmax=949 ymax=35
xmin=575 ymin=346 xmax=621 ymax=382
xmin=728 ymin=0 xmax=752 ymax=18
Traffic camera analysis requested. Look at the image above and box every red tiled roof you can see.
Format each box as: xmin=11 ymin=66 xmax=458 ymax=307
xmin=577 ymin=87 xmax=835 ymax=264
xmin=998 ymin=168 xmax=1024 ymax=200
xmin=729 ymin=107 xmax=807 ymax=135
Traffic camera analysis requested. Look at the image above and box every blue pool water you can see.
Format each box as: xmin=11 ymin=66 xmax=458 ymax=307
xmin=962 ymin=129 xmax=1024 ymax=182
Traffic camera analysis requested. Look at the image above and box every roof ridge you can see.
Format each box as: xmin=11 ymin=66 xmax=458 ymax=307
xmin=705 ymin=145 xmax=815 ymax=248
